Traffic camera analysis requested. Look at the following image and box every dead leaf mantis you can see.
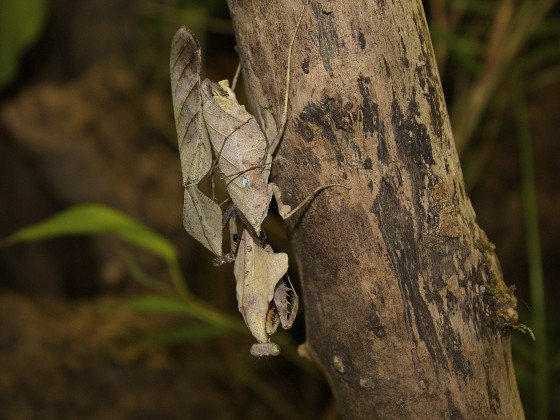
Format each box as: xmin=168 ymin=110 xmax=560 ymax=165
xmin=170 ymin=28 xmax=295 ymax=355
xmin=171 ymin=25 xmax=290 ymax=356
xmin=170 ymin=2 xmax=348 ymax=356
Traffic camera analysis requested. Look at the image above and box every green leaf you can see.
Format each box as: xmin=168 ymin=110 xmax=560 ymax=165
xmin=127 ymin=294 xmax=243 ymax=334
xmin=0 ymin=0 xmax=48 ymax=89
xmin=134 ymin=323 xmax=230 ymax=345
xmin=127 ymin=295 xmax=189 ymax=314
xmin=2 ymin=203 xmax=177 ymax=262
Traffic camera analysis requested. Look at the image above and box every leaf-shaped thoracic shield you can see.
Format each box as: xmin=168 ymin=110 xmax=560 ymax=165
xmin=234 ymin=230 xmax=288 ymax=344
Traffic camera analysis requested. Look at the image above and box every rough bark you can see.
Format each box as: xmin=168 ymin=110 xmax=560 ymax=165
xmin=226 ymin=0 xmax=524 ymax=418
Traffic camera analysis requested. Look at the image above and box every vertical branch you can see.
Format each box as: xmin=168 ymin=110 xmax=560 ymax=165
xmin=226 ymin=0 xmax=524 ymax=417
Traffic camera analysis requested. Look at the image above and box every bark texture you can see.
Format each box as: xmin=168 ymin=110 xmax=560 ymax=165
xmin=226 ymin=0 xmax=524 ymax=418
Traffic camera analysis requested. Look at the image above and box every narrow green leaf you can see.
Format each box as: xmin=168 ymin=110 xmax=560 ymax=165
xmin=127 ymin=295 xmax=188 ymax=315
xmin=134 ymin=324 xmax=230 ymax=345
xmin=2 ymin=203 xmax=177 ymax=261
xmin=129 ymin=293 xmax=247 ymax=333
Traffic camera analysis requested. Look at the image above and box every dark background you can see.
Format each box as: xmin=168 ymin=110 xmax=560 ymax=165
xmin=0 ymin=0 xmax=558 ymax=418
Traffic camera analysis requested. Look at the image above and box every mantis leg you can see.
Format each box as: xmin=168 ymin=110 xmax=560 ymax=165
xmin=270 ymin=182 xmax=351 ymax=220
xmin=211 ymin=206 xmax=239 ymax=266
xmin=273 ymin=274 xmax=299 ymax=329
xmin=268 ymin=3 xmax=308 ymax=155
xmin=231 ymin=63 xmax=242 ymax=92
xmin=223 ymin=203 xmax=266 ymax=246
xmin=211 ymin=203 xmax=266 ymax=266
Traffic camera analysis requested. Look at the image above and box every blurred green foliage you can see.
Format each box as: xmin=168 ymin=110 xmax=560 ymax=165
xmin=2 ymin=203 xmax=176 ymax=261
xmin=0 ymin=0 xmax=48 ymax=90
xmin=1 ymin=204 xmax=245 ymax=343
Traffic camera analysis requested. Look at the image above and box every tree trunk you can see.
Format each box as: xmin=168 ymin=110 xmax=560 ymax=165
xmin=226 ymin=0 xmax=524 ymax=418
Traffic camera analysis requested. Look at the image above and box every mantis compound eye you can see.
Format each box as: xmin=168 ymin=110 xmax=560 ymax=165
xmin=250 ymin=342 xmax=281 ymax=357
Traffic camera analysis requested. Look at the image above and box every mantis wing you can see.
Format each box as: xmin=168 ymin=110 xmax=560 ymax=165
xmin=182 ymin=186 xmax=222 ymax=256
xmin=171 ymin=28 xmax=223 ymax=255
xmin=170 ymin=27 xmax=212 ymax=185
